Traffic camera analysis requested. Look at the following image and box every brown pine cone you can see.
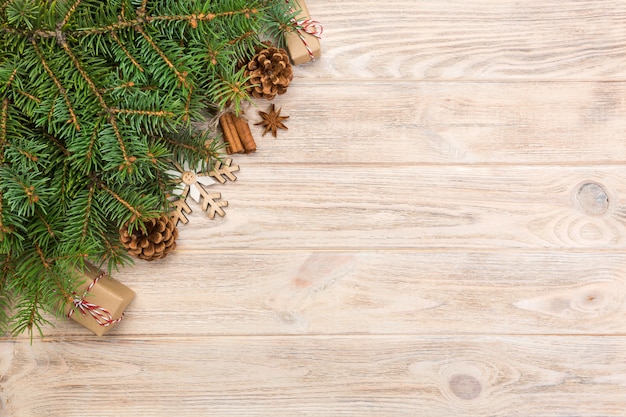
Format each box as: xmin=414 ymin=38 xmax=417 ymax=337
xmin=244 ymin=45 xmax=293 ymax=100
xmin=119 ymin=215 xmax=178 ymax=261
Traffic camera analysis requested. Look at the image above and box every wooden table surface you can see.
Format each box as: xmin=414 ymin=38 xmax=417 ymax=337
xmin=2 ymin=1 xmax=626 ymax=416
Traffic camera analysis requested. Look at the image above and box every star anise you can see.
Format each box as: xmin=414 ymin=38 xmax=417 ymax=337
xmin=255 ymin=104 xmax=289 ymax=137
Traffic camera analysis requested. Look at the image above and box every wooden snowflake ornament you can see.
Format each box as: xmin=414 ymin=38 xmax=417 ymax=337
xmin=209 ymin=158 xmax=239 ymax=184
xmin=166 ymin=162 xmax=230 ymax=223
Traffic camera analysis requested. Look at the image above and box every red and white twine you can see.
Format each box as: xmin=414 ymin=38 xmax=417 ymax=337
xmin=287 ymin=1 xmax=323 ymax=61
xmin=67 ymin=272 xmax=124 ymax=327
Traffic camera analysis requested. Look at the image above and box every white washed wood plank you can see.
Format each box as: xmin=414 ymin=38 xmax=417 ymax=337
xmin=243 ymin=81 xmax=626 ymax=164
xmin=160 ymin=165 xmax=626 ymax=251
xmin=33 ymin=251 xmax=626 ymax=337
xmin=2 ymin=336 xmax=625 ymax=417
xmin=299 ymin=0 xmax=626 ymax=80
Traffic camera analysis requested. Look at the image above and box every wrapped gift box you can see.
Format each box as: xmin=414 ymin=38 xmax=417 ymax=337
xmin=64 ymin=262 xmax=135 ymax=336
xmin=285 ymin=0 xmax=322 ymax=65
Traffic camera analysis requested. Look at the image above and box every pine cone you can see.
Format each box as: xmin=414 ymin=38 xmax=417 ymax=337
xmin=244 ymin=45 xmax=293 ymax=100
xmin=119 ymin=215 xmax=178 ymax=261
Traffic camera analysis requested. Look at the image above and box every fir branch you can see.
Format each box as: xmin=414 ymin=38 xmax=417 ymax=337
xmin=0 ymin=0 xmax=13 ymax=14
xmin=59 ymin=40 xmax=137 ymax=171
xmin=111 ymin=108 xmax=174 ymax=118
xmin=108 ymin=114 xmax=135 ymax=173
xmin=85 ymin=121 xmax=99 ymax=161
xmin=60 ymin=41 xmax=107 ymax=109
xmin=4 ymin=68 xmax=17 ymax=89
xmin=96 ymin=180 xmax=145 ymax=221
xmin=34 ymin=243 xmax=50 ymax=269
xmin=110 ymin=32 xmax=144 ymax=72
xmin=227 ymin=30 xmax=257 ymax=46
xmin=59 ymin=0 xmax=82 ymax=28
xmin=13 ymin=145 xmax=39 ymax=163
xmin=138 ymin=0 xmax=149 ymax=17
xmin=31 ymin=40 xmax=80 ymax=131
xmin=44 ymin=133 xmax=70 ymax=157
xmin=147 ymin=8 xmax=259 ymax=25
xmin=80 ymin=183 xmax=96 ymax=244
xmin=0 ymin=98 xmax=7 ymax=162
xmin=0 ymin=26 xmax=56 ymax=40
xmin=16 ymin=90 xmax=41 ymax=104
xmin=77 ymin=19 xmax=141 ymax=36
xmin=35 ymin=211 xmax=55 ymax=240
xmin=135 ymin=25 xmax=189 ymax=87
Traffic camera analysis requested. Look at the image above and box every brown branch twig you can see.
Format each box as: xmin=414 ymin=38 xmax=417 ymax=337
xmin=59 ymin=0 xmax=82 ymax=28
xmin=0 ymin=98 xmax=8 ymax=163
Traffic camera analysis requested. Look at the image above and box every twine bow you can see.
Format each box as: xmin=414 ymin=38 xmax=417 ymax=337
xmin=67 ymin=272 xmax=124 ymax=327
xmin=287 ymin=1 xmax=323 ymax=61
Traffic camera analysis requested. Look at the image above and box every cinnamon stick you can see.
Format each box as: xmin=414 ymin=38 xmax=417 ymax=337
xmin=233 ymin=114 xmax=256 ymax=153
xmin=219 ymin=113 xmax=243 ymax=154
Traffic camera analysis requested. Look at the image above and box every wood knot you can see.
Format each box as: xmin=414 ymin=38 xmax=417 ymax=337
xmin=449 ymin=374 xmax=482 ymax=400
xmin=574 ymin=182 xmax=609 ymax=216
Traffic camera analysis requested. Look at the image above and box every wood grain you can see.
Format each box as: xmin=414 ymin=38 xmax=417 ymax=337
xmin=3 ymin=1 xmax=626 ymax=416
xmin=245 ymin=81 xmax=626 ymax=164
xmin=169 ymin=165 xmax=626 ymax=250
xmin=300 ymin=0 xmax=626 ymax=80
xmin=2 ymin=336 xmax=625 ymax=417
xmin=27 ymin=251 xmax=626 ymax=337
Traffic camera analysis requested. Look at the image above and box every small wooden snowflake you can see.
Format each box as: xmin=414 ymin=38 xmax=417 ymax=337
xmin=166 ymin=161 xmax=231 ymax=224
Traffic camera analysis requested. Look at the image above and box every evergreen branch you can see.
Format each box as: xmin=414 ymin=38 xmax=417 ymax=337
xmin=79 ymin=20 xmax=139 ymax=36
xmin=147 ymin=9 xmax=260 ymax=25
xmin=111 ymin=108 xmax=174 ymax=118
xmin=60 ymin=41 xmax=107 ymax=109
xmin=31 ymin=40 xmax=80 ymax=131
xmin=59 ymin=42 xmax=136 ymax=171
xmin=101 ymin=81 xmax=137 ymax=93
xmin=227 ymin=30 xmax=257 ymax=46
xmin=96 ymin=180 xmax=144 ymax=221
xmin=85 ymin=120 xmax=99 ymax=161
xmin=135 ymin=25 xmax=188 ymax=87
xmin=16 ymin=90 xmax=41 ymax=104
xmin=34 ymin=243 xmax=51 ymax=269
xmin=108 ymin=114 xmax=135 ymax=172
xmin=6 ymin=174 xmax=38 ymax=207
xmin=4 ymin=68 xmax=17 ymax=88
xmin=0 ymin=191 xmax=10 ymax=235
xmin=184 ymin=86 xmax=193 ymax=122
xmin=44 ymin=133 xmax=70 ymax=157
xmin=76 ymin=8 xmax=259 ymax=37
xmin=0 ymin=27 xmax=56 ymax=39
xmin=159 ymin=134 xmax=217 ymax=160
xmin=0 ymin=0 xmax=294 ymax=336
xmin=110 ymin=32 xmax=144 ymax=72
xmin=80 ymin=183 xmax=96 ymax=244
xmin=0 ymin=253 xmax=13 ymax=312
xmin=138 ymin=0 xmax=148 ymax=17
xmin=26 ymin=290 xmax=41 ymax=336
xmin=35 ymin=210 xmax=55 ymax=239
xmin=13 ymin=146 xmax=38 ymax=163
xmin=120 ymin=1 xmax=126 ymax=19
xmin=59 ymin=0 xmax=82 ymax=28
xmin=0 ymin=98 xmax=7 ymax=163
xmin=0 ymin=0 xmax=13 ymax=14
xmin=47 ymin=92 xmax=59 ymax=125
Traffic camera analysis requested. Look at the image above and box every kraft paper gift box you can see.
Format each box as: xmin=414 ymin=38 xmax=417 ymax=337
xmin=64 ymin=262 xmax=135 ymax=336
xmin=285 ymin=0 xmax=322 ymax=65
